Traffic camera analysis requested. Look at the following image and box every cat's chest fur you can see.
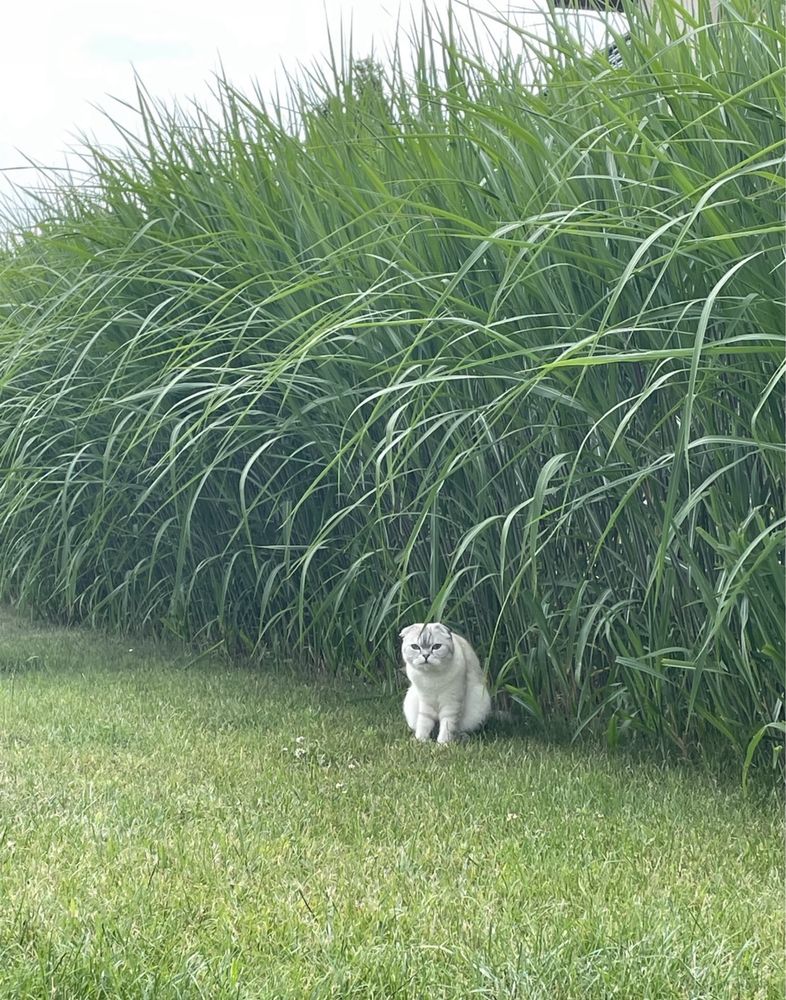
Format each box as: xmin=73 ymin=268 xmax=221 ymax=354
xmin=405 ymin=658 xmax=465 ymax=704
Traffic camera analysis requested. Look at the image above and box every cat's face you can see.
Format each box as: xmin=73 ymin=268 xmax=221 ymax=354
xmin=399 ymin=622 xmax=455 ymax=671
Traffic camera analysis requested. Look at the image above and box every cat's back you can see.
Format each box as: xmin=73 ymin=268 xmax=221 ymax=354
xmin=452 ymin=632 xmax=482 ymax=675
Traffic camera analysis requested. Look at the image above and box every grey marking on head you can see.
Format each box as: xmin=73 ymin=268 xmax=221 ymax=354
xmin=399 ymin=621 xmax=452 ymax=643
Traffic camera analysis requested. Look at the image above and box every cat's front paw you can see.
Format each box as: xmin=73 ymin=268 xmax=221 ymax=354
xmin=437 ymin=728 xmax=467 ymax=745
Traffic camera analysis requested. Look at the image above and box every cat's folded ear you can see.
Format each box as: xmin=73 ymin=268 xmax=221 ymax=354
xmin=399 ymin=623 xmax=423 ymax=638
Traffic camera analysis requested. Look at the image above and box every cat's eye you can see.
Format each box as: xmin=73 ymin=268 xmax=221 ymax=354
xmin=410 ymin=643 xmax=420 ymax=650
xmin=432 ymin=643 xmax=442 ymax=650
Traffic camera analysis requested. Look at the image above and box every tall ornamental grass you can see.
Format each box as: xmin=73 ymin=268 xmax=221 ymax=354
xmin=0 ymin=0 xmax=783 ymax=770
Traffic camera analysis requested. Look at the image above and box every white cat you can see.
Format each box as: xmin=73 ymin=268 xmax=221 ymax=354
xmin=400 ymin=622 xmax=491 ymax=743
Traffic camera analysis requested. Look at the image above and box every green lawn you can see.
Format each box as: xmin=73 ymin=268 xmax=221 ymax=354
xmin=0 ymin=609 xmax=782 ymax=999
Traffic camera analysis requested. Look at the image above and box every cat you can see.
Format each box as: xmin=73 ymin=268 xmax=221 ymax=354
xmin=400 ymin=622 xmax=491 ymax=743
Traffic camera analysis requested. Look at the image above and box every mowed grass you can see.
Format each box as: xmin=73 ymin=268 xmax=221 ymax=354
xmin=0 ymin=609 xmax=782 ymax=1000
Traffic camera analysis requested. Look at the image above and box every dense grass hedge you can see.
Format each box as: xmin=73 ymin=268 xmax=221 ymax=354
xmin=0 ymin=0 xmax=783 ymax=769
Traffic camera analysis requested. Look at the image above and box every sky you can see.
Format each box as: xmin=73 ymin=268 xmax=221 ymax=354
xmin=1 ymin=0 xmax=624 ymax=213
